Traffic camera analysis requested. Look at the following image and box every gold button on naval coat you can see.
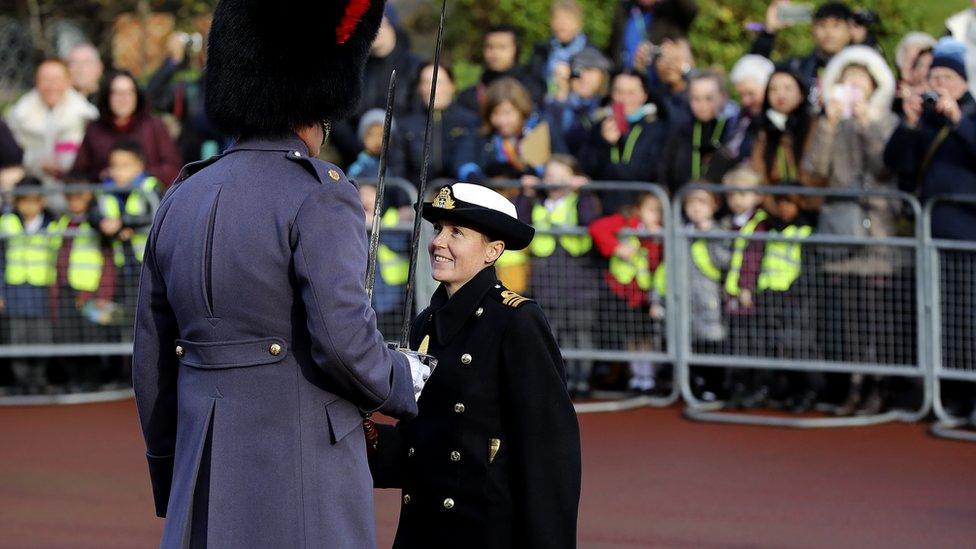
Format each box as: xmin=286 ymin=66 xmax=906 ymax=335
xmin=475 ymin=307 xmax=484 ymax=317
xmin=454 ymin=403 xmax=465 ymax=414
xmin=403 ymin=494 xmax=411 ymax=504
xmin=461 ymin=353 xmax=472 ymax=365
xmin=328 ymin=169 xmax=341 ymax=181
xmin=442 ymin=498 xmax=455 ymax=510
xmin=407 ymin=447 xmax=415 ymax=457
xmin=269 ymin=343 xmax=282 ymax=356
xmin=450 ymin=451 xmax=461 ymax=462
xmin=175 ymin=345 xmax=184 ymax=358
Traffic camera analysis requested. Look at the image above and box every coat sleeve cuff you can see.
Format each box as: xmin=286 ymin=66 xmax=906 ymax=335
xmin=376 ymin=351 xmax=419 ymax=420
xmin=146 ymin=452 xmax=174 ymax=518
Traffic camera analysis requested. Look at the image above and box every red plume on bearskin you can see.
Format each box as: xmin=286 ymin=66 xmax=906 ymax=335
xmin=205 ymin=0 xmax=385 ymax=138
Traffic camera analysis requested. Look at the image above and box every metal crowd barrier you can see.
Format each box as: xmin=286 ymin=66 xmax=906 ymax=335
xmin=4 ymin=175 xmax=976 ymax=441
xmin=475 ymin=179 xmax=678 ymax=413
xmin=0 ymin=183 xmax=159 ymax=405
xmin=674 ymin=184 xmax=929 ymax=427
xmin=924 ymin=195 xmax=976 ymax=442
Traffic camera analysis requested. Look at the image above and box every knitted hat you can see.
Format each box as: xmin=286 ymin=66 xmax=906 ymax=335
xmin=571 ymin=47 xmax=612 ymax=75
xmin=931 ymin=37 xmax=968 ymax=81
xmin=358 ymin=108 xmax=392 ymax=141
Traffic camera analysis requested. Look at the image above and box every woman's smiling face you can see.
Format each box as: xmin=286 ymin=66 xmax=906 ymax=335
xmin=429 ymin=221 xmax=504 ymax=295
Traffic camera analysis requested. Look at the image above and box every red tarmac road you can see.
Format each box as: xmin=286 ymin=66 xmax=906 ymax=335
xmin=1 ymin=400 xmax=975 ymax=548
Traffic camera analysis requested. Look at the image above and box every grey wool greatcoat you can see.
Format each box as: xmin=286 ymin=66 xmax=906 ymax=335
xmin=132 ymin=135 xmax=418 ymax=548
xmin=370 ymin=266 xmax=582 ymax=548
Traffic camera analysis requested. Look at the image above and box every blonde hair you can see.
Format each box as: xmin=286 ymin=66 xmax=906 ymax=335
xmin=722 ymin=165 xmax=763 ymax=189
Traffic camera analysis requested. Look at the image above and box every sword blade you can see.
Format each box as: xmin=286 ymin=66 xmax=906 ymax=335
xmin=365 ymin=70 xmax=398 ymax=302
xmin=398 ymin=0 xmax=448 ymax=349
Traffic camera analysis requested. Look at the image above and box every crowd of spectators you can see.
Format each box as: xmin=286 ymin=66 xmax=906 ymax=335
xmin=0 ymin=0 xmax=974 ymax=422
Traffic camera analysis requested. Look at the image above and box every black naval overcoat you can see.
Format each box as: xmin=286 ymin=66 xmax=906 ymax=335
xmin=371 ymin=266 xmax=582 ymax=548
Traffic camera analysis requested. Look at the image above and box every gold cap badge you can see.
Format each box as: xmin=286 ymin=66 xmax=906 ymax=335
xmin=433 ymin=187 xmax=456 ymax=210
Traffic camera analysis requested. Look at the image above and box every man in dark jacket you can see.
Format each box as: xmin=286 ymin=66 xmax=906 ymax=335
xmin=399 ymin=62 xmax=481 ymax=186
xmin=884 ymin=38 xmax=976 ymax=241
xmin=660 ymin=69 xmax=737 ymax=193
xmin=750 ymin=1 xmax=853 ymax=106
xmin=132 ymin=1 xmax=426 ymax=546
xmin=457 ymin=25 xmax=547 ymax=115
xmin=885 ymin=37 xmax=976 ymax=423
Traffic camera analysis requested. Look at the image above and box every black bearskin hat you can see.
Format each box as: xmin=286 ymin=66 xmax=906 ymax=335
xmin=206 ymin=0 xmax=386 ymax=138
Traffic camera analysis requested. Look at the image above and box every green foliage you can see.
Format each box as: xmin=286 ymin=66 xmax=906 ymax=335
xmin=689 ymin=0 xmax=928 ymax=71
xmin=423 ymin=0 xmax=935 ymax=87
xmin=420 ymin=0 xmax=616 ymax=89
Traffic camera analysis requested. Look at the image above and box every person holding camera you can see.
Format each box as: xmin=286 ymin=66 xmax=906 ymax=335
xmin=886 ymin=37 xmax=976 ymax=425
xmin=803 ymin=45 xmax=900 ymax=415
xmin=752 ymin=2 xmax=854 ymax=107
xmin=885 ymin=38 xmax=976 ymax=241
xmin=607 ymin=0 xmax=699 ymax=71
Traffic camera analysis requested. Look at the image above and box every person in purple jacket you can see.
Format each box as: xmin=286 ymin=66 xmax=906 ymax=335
xmin=131 ymin=1 xmax=428 ymax=547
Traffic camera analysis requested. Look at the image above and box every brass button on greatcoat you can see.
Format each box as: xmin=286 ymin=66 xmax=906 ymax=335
xmin=403 ymin=494 xmax=411 ymax=504
xmin=328 ymin=169 xmax=341 ymax=181
xmin=450 ymin=451 xmax=461 ymax=462
xmin=460 ymin=353 xmax=472 ymax=365
xmin=269 ymin=343 xmax=282 ymax=356
xmin=442 ymin=498 xmax=455 ymax=510
xmin=454 ymin=403 xmax=465 ymax=414
xmin=175 ymin=345 xmax=185 ymax=358
xmin=475 ymin=307 xmax=484 ymax=317
xmin=407 ymin=447 xmax=415 ymax=457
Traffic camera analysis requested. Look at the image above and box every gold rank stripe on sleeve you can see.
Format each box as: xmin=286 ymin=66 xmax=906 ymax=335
xmin=500 ymin=290 xmax=530 ymax=308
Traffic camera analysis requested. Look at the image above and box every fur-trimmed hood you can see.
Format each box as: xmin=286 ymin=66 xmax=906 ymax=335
xmin=821 ymin=45 xmax=896 ymax=122
xmin=205 ymin=0 xmax=386 ymax=138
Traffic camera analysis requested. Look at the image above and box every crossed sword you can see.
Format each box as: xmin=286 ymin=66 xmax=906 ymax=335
xmin=365 ymin=0 xmax=448 ymax=352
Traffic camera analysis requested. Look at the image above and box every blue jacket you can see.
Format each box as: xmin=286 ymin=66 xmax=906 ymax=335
xmin=132 ymin=135 xmax=418 ymax=548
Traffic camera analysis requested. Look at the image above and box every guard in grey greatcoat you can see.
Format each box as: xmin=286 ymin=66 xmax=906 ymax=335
xmin=132 ymin=1 xmax=426 ymax=547
xmin=369 ymin=184 xmax=582 ymax=548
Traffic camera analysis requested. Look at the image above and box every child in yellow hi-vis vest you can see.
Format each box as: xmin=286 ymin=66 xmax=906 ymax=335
xmin=515 ymin=155 xmax=601 ymax=397
xmin=720 ymin=166 xmax=769 ymax=407
xmin=49 ymin=187 xmax=118 ymax=389
xmin=0 ymin=177 xmax=55 ymax=394
xmin=590 ymin=192 xmax=664 ymax=394
xmin=665 ymin=187 xmax=731 ymax=402
xmin=97 ymin=140 xmax=160 ymax=325
xmin=759 ymin=185 xmax=821 ymax=412
xmin=359 ymin=182 xmax=411 ymax=338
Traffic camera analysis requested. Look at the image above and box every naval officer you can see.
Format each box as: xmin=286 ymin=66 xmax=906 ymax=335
xmin=370 ymin=183 xmax=582 ymax=548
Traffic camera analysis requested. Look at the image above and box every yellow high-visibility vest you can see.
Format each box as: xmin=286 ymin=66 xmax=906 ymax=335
xmin=529 ymin=193 xmax=592 ymax=257
xmin=758 ymin=224 xmax=812 ymax=292
xmin=691 ymin=239 xmax=722 ymax=282
xmin=609 ymin=236 xmax=652 ymax=290
xmin=653 ymin=240 xmax=722 ymax=297
xmin=48 ymin=217 xmax=104 ymax=292
xmin=377 ymin=209 xmax=408 ymax=286
xmin=0 ymin=213 xmax=55 ymax=287
xmin=725 ymin=210 xmax=768 ymax=297
xmin=98 ymin=176 xmax=159 ymax=263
